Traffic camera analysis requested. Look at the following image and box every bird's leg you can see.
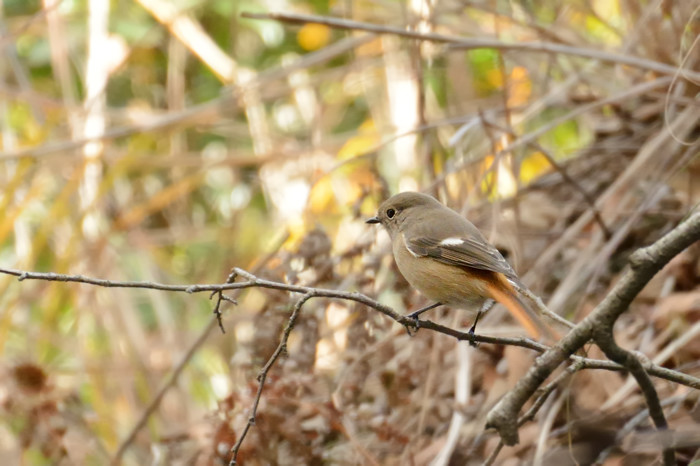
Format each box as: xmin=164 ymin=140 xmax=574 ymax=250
xmin=402 ymin=302 xmax=442 ymax=335
xmin=468 ymin=299 xmax=495 ymax=347
xmin=407 ymin=302 xmax=442 ymax=320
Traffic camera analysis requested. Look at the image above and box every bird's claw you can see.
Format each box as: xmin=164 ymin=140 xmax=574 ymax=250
xmin=467 ymin=323 xmax=479 ymax=348
xmin=403 ymin=314 xmax=421 ymax=336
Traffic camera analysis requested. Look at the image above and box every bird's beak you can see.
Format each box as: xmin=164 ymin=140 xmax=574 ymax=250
xmin=366 ymin=216 xmax=380 ymax=224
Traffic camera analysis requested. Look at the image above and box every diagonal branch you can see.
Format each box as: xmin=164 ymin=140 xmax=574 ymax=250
xmin=2 ymin=212 xmax=700 ymax=463
xmin=486 ymin=211 xmax=700 ymax=446
xmin=110 ymin=233 xmax=289 ymax=464
xmin=229 ymin=292 xmax=314 ymax=465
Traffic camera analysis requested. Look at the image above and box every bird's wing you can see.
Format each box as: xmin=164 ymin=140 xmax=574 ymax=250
xmin=404 ymin=234 xmax=518 ymax=280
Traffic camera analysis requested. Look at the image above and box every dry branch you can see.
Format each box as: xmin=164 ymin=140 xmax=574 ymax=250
xmin=241 ymin=11 xmax=700 ymax=81
xmin=2 ymin=207 xmax=700 ymax=464
xmin=485 ymin=211 xmax=700 ymax=460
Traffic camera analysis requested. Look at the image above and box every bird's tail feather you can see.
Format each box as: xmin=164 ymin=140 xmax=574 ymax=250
xmin=486 ymin=280 xmax=559 ymax=341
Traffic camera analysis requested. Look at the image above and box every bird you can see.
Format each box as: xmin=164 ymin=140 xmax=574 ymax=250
xmin=366 ymin=191 xmax=553 ymax=340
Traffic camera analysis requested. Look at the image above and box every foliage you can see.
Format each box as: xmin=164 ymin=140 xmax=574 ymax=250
xmin=0 ymin=0 xmax=698 ymax=464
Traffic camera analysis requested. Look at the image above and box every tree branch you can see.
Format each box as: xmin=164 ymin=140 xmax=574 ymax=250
xmin=593 ymin=326 xmax=675 ymax=466
xmin=111 ymin=233 xmax=289 ymax=464
xmin=1 ymin=264 xmax=699 ymax=392
xmin=486 ymin=211 xmax=700 ymax=446
xmin=229 ymin=292 xmax=313 ymax=465
xmin=2 ymin=211 xmax=700 ymax=462
xmin=240 ymin=12 xmax=700 ymax=81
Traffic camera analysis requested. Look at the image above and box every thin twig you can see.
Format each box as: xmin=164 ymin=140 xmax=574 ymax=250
xmin=0 ymin=35 xmax=372 ymax=161
xmin=229 ymin=292 xmax=314 ymax=465
xmin=482 ymin=361 xmax=578 ymax=465
xmin=480 ymin=118 xmax=611 ymax=239
xmin=518 ymin=363 xmax=580 ymax=427
xmin=210 ymin=268 xmax=241 ymax=333
xmin=240 ymin=12 xmax=700 ymax=81
xmin=110 ymin=232 xmax=289 ymax=464
xmin=1 ymin=266 xmax=699 ymax=390
xmin=111 ymin=316 xmax=219 ymax=465
xmin=482 ymin=440 xmax=504 ymax=466
xmin=514 ymin=285 xmax=576 ymax=330
xmin=485 ymin=211 xmax=700 ymax=446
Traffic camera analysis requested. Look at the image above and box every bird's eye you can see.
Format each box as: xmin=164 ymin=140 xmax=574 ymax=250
xmin=386 ymin=208 xmax=396 ymax=218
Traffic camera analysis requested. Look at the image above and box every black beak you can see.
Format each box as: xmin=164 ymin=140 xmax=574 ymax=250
xmin=366 ymin=216 xmax=380 ymax=224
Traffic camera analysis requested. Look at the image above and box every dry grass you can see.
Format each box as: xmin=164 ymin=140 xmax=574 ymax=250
xmin=0 ymin=0 xmax=698 ymax=464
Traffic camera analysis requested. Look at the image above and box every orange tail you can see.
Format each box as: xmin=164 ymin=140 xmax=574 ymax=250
xmin=486 ymin=279 xmax=559 ymax=341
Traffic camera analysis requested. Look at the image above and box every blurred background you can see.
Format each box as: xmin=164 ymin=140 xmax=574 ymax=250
xmin=0 ymin=0 xmax=698 ymax=464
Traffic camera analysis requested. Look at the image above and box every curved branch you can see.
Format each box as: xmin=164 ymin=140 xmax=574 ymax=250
xmin=2 ymin=212 xmax=700 ymax=463
xmin=486 ymin=211 xmax=700 ymax=446
xmin=593 ymin=326 xmax=675 ymax=466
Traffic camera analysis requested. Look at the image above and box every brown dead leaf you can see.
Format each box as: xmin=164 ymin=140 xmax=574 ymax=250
xmin=12 ymin=363 xmax=48 ymax=395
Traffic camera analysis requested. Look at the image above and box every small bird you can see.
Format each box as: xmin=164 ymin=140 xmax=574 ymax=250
xmin=366 ymin=191 xmax=552 ymax=340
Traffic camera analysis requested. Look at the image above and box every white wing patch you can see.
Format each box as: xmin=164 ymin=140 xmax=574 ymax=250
xmin=439 ymin=237 xmax=465 ymax=246
xmin=402 ymin=233 xmax=422 ymax=257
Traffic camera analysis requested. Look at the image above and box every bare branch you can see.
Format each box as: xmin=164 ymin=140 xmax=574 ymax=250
xmin=0 ymin=35 xmax=371 ymax=161
xmin=479 ymin=118 xmax=611 ymax=239
xmin=486 ymin=211 xmax=700 ymax=446
xmin=240 ymin=12 xmax=700 ymax=81
xmin=1 ymin=266 xmax=699 ymax=391
xmin=110 ymin=233 xmax=289 ymax=464
xmin=593 ymin=327 xmax=675 ymax=465
xmin=3 ymin=210 xmax=700 ymax=463
xmin=229 ymin=292 xmax=313 ymax=465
